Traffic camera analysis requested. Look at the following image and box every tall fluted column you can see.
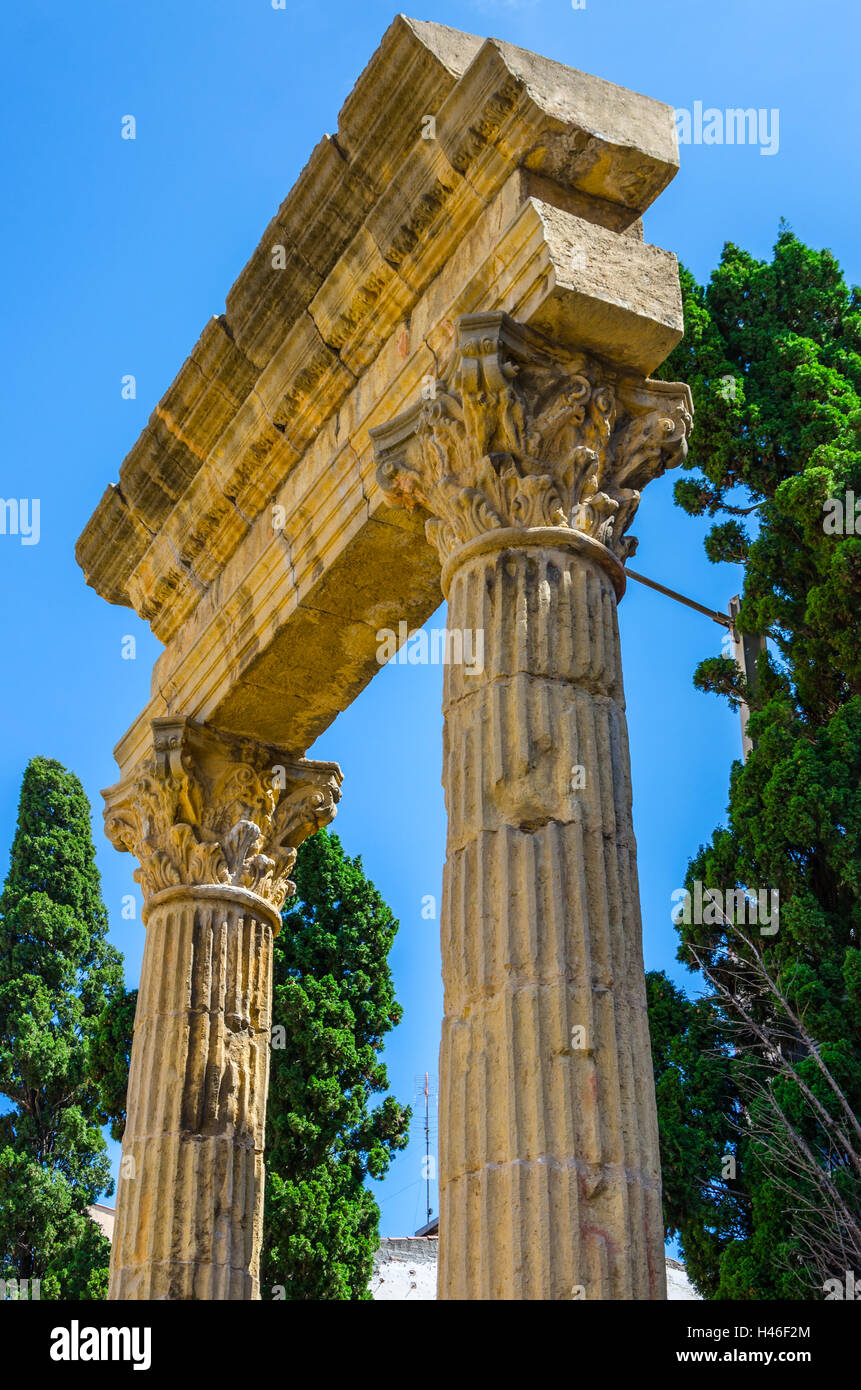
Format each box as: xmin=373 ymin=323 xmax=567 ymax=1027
xmin=372 ymin=312 xmax=692 ymax=1300
xmin=102 ymin=717 xmax=341 ymax=1300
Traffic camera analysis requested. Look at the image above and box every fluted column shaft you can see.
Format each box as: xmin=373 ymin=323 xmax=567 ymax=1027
xmin=104 ymin=717 xmax=341 ymax=1300
xmin=372 ymin=308 xmax=692 ymax=1300
xmin=437 ymin=532 xmax=664 ymax=1299
xmin=111 ymin=886 xmax=278 ymax=1299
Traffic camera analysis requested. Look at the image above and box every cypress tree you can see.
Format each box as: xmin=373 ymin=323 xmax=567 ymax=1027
xmin=650 ymin=228 xmax=861 ymax=1298
xmin=0 ymin=757 xmax=126 ymax=1298
xmin=646 ymin=970 xmax=746 ymax=1296
xmin=261 ymin=829 xmax=410 ymax=1299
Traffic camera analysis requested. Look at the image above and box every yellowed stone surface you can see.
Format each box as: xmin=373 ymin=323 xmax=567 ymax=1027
xmin=372 ymin=313 xmax=691 ymax=1297
xmin=104 ymin=719 xmax=341 ymax=1299
xmin=76 ymin=16 xmax=683 ymax=777
xmin=76 ymin=17 xmax=692 ymax=1301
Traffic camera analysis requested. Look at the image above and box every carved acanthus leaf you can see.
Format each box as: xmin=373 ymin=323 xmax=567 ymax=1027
xmin=372 ymin=311 xmax=693 ymax=565
xmin=103 ymin=718 xmax=342 ymax=914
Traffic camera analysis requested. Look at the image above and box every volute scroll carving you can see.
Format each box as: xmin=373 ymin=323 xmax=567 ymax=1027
xmin=103 ymin=717 xmax=342 ymax=913
xmin=371 ymin=311 xmax=692 ymax=567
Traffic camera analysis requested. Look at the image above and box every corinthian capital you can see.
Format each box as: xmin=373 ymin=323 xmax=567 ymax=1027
xmin=103 ymin=718 xmax=342 ymax=915
xmin=371 ymin=311 xmax=692 ymax=566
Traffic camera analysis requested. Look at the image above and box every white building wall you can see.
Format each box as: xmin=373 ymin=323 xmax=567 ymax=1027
xmin=371 ymin=1239 xmax=702 ymax=1300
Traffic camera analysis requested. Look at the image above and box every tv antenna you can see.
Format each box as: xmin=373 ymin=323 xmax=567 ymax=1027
xmin=413 ymin=1072 xmax=438 ymax=1227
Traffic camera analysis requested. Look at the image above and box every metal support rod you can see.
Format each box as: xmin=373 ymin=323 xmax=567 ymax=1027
xmin=624 ymin=567 xmax=764 ymax=763
xmin=624 ymin=567 xmax=732 ymax=628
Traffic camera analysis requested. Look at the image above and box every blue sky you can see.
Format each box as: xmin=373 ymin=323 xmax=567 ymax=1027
xmin=1 ymin=0 xmax=859 ymax=1246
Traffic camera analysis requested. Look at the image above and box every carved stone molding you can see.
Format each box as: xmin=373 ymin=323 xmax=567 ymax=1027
xmin=103 ymin=717 xmax=342 ymax=914
xmin=371 ymin=311 xmax=693 ymax=568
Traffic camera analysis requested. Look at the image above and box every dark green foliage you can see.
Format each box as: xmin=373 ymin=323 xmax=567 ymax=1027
xmin=261 ymin=830 xmax=410 ymax=1300
xmin=650 ymin=231 xmax=861 ymax=1298
xmin=646 ymin=970 xmax=746 ymax=1296
xmin=90 ymin=988 xmax=137 ymax=1143
xmin=658 ymin=227 xmax=861 ymax=718
xmin=0 ymin=758 xmax=126 ymax=1297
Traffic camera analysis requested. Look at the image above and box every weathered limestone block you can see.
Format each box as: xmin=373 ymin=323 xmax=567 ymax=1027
xmin=75 ymin=16 xmax=693 ymax=1303
xmin=372 ymin=312 xmax=692 ymax=1298
xmin=76 ymin=17 xmax=684 ymax=780
xmin=108 ymin=170 xmax=685 ymax=775
xmin=103 ymin=718 xmax=341 ymax=1299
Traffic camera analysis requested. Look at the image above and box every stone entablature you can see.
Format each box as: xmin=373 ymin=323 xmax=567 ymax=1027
xmin=76 ymin=16 xmax=691 ymax=1303
xmin=76 ymin=16 xmax=683 ymax=776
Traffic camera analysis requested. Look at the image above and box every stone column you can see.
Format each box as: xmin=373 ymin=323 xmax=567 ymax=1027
xmin=102 ymin=717 xmax=341 ymax=1300
xmin=373 ymin=312 xmax=692 ymax=1300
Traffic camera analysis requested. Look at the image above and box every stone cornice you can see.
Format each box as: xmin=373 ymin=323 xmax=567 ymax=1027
xmin=103 ymin=718 xmax=342 ymax=916
xmin=105 ymin=176 xmax=684 ymax=780
xmin=75 ymin=17 xmax=679 ymax=645
xmin=371 ymin=311 xmax=692 ymax=570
